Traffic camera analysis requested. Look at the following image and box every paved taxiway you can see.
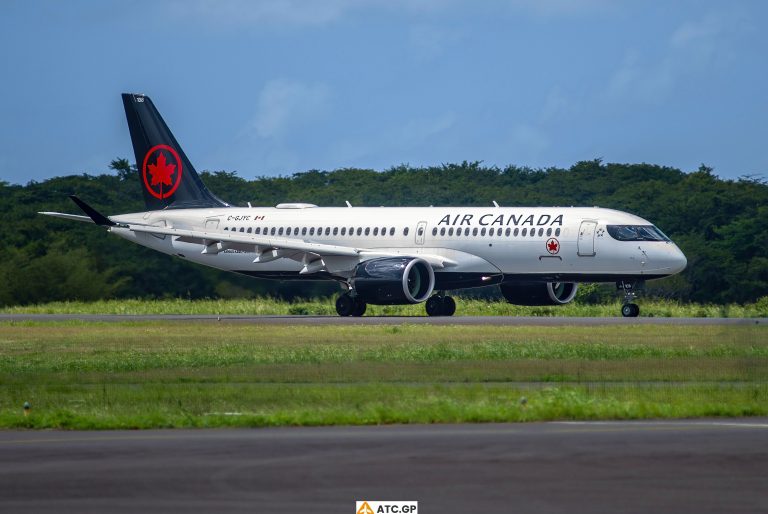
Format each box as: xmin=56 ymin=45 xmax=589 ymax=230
xmin=1 ymin=420 xmax=766 ymax=513
xmin=1 ymin=314 xmax=764 ymax=325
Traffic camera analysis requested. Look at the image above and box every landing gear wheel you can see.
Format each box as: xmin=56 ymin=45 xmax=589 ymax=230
xmin=442 ymin=296 xmax=456 ymax=317
xmin=621 ymin=303 xmax=640 ymax=317
xmin=351 ymin=299 xmax=367 ymax=317
xmin=426 ymin=295 xmax=443 ymax=317
xmin=336 ymin=294 xmax=354 ymax=317
xmin=425 ymin=295 xmax=456 ymax=317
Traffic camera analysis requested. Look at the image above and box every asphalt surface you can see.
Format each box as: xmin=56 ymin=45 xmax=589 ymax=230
xmin=1 ymin=420 xmax=767 ymax=513
xmin=1 ymin=314 xmax=764 ymax=325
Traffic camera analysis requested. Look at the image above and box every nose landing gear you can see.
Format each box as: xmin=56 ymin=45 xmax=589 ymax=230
xmin=617 ymin=280 xmax=643 ymax=317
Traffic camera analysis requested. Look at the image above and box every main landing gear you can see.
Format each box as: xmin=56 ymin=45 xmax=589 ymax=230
xmin=335 ymin=293 xmax=367 ymax=317
xmin=618 ymin=280 xmax=643 ymax=317
xmin=425 ymin=293 xmax=456 ymax=317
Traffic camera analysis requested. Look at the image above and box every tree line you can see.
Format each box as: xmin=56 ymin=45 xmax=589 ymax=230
xmin=1 ymin=159 xmax=766 ymax=306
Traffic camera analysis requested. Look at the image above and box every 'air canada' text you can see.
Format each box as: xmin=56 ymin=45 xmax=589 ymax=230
xmin=437 ymin=213 xmax=564 ymax=227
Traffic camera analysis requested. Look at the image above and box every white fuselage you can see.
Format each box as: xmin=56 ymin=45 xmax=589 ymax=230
xmin=109 ymin=205 xmax=687 ymax=288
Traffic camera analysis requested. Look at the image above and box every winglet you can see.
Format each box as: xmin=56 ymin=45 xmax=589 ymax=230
xmin=68 ymin=195 xmax=116 ymax=227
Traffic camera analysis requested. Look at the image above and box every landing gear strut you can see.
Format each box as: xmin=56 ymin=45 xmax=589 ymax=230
xmin=425 ymin=293 xmax=456 ymax=317
xmin=335 ymin=293 xmax=367 ymax=317
xmin=617 ymin=281 xmax=642 ymax=317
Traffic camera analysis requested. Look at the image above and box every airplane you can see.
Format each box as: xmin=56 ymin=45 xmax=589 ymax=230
xmin=39 ymin=94 xmax=687 ymax=317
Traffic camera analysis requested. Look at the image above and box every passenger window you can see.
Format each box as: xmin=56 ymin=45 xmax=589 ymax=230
xmin=448 ymin=228 xmax=454 ymax=236
xmin=481 ymin=228 xmax=486 ymax=236
xmin=522 ymin=228 xmax=527 ymax=236
xmin=556 ymin=228 xmax=561 ymax=236
xmin=432 ymin=227 xmax=438 ymax=236
xmin=505 ymin=228 xmax=511 ymax=236
xmin=341 ymin=227 xmax=346 ymax=236
xmin=247 ymin=227 xmax=252 ymax=233
xmin=546 ymin=228 xmax=552 ymax=237
xmin=364 ymin=227 xmax=370 ymax=236
xmin=530 ymin=230 xmax=536 ymax=237
xmin=293 ymin=227 xmax=298 ymax=236
xmin=254 ymin=227 xmax=260 ymax=235
xmin=310 ymin=227 xmax=315 ymax=236
xmin=404 ymin=227 xmax=409 ymax=236
xmin=278 ymin=227 xmax=283 ymax=236
xmin=357 ymin=228 xmax=362 ymax=236
xmin=374 ymin=227 xmax=379 ymax=236
xmin=538 ymin=228 xmax=544 ymax=236
xmin=239 ymin=227 xmax=244 ymax=232
xmin=381 ymin=227 xmax=386 ymax=235
xmin=333 ymin=227 xmax=338 ymax=235
xmin=473 ymin=227 xmax=478 ymax=236
xmin=302 ymin=227 xmax=307 ymax=236
xmin=440 ymin=227 xmax=446 ymax=236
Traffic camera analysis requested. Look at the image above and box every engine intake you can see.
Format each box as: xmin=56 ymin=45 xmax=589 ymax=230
xmin=352 ymin=257 xmax=435 ymax=305
xmin=500 ymin=281 xmax=578 ymax=306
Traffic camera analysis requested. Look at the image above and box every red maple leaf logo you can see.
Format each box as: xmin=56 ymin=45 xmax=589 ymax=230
xmin=147 ymin=152 xmax=176 ymax=187
xmin=547 ymin=238 xmax=559 ymax=254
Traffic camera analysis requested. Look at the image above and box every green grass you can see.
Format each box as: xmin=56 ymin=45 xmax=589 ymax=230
xmin=2 ymin=297 xmax=767 ymax=317
xmin=1 ymin=322 xmax=766 ymax=429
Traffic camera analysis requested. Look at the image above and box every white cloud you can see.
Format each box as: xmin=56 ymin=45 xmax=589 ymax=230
xmin=606 ymin=11 xmax=748 ymax=104
xmin=248 ymin=79 xmax=331 ymax=138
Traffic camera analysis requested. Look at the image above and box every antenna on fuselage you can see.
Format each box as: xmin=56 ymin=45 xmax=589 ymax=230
xmin=492 ymin=201 xmax=500 ymax=208
xmin=345 ymin=201 xmax=352 ymax=208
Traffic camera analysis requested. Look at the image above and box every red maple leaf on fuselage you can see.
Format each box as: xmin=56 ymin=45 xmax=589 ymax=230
xmin=147 ymin=152 xmax=176 ymax=187
xmin=547 ymin=240 xmax=559 ymax=252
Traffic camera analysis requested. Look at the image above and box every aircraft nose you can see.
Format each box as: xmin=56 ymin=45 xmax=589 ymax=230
xmin=671 ymin=245 xmax=687 ymax=274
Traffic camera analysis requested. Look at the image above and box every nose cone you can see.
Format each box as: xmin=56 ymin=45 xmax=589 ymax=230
xmin=671 ymin=246 xmax=687 ymax=275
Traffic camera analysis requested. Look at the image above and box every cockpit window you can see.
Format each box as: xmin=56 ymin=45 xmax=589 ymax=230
xmin=607 ymin=225 xmax=670 ymax=242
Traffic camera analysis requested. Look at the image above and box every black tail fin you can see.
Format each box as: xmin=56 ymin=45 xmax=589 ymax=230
xmin=121 ymin=93 xmax=229 ymax=210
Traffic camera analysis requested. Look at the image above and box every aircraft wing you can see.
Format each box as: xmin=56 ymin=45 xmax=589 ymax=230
xmin=125 ymin=224 xmax=457 ymax=274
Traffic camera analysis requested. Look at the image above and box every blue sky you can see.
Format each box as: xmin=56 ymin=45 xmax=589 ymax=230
xmin=1 ymin=0 xmax=766 ymax=184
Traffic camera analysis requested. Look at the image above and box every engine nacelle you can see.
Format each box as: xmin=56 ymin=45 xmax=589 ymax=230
xmin=352 ymin=257 xmax=435 ymax=305
xmin=500 ymin=281 xmax=578 ymax=306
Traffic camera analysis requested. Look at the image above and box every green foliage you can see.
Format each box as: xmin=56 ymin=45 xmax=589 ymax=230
xmin=1 ymin=160 xmax=767 ymax=305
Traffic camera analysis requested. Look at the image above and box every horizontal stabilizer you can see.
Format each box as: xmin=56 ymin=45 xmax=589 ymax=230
xmin=37 ymin=212 xmax=95 ymax=224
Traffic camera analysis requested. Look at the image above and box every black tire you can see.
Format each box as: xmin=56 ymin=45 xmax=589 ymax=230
xmin=425 ymin=295 xmax=444 ymax=316
xmin=335 ymin=294 xmax=354 ymax=317
xmin=621 ymin=303 xmax=640 ymax=317
xmin=352 ymin=299 xmax=367 ymax=317
xmin=442 ymin=296 xmax=456 ymax=316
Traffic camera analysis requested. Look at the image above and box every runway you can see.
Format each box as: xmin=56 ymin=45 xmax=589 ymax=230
xmin=0 ymin=420 xmax=766 ymax=513
xmin=1 ymin=314 xmax=764 ymax=325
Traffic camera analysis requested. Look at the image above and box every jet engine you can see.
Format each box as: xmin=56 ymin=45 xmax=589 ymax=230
xmin=499 ymin=281 xmax=578 ymax=306
xmin=352 ymin=257 xmax=435 ymax=305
